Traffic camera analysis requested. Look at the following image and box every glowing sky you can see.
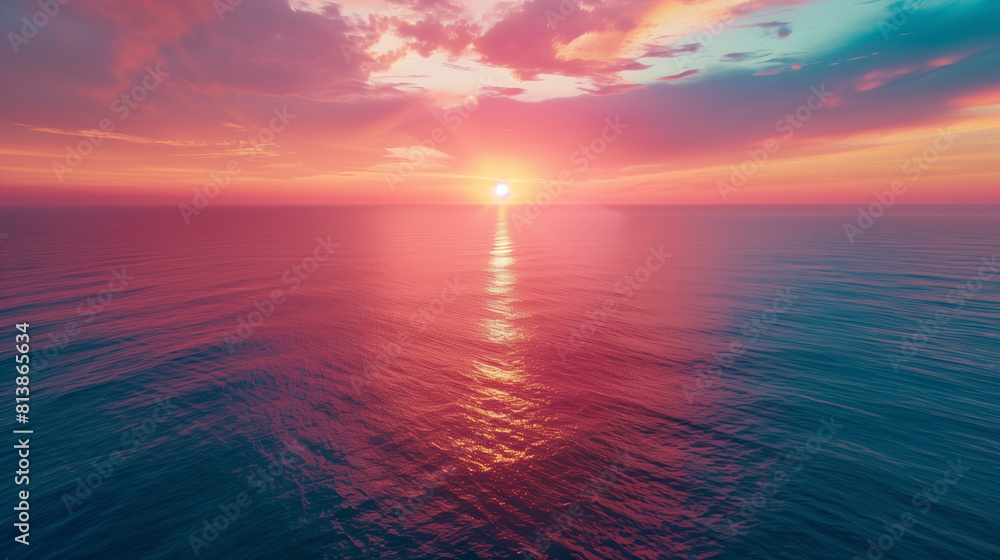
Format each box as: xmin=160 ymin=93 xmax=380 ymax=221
xmin=1 ymin=0 xmax=998 ymax=204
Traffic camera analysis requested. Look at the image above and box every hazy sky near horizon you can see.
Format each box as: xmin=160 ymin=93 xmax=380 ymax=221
xmin=1 ymin=0 xmax=998 ymax=204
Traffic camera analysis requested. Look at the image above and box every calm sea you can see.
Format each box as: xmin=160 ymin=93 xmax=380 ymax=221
xmin=0 ymin=205 xmax=998 ymax=560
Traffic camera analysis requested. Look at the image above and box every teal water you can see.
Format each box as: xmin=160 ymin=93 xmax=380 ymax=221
xmin=0 ymin=205 xmax=997 ymax=560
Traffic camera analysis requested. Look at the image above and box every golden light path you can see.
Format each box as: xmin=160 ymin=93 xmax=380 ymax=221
xmin=451 ymin=207 xmax=558 ymax=472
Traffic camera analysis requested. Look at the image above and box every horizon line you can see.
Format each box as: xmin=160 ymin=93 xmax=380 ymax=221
xmin=3 ymin=202 xmax=1000 ymax=207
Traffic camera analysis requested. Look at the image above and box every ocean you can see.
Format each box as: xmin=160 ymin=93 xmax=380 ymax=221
xmin=1 ymin=205 xmax=998 ymax=560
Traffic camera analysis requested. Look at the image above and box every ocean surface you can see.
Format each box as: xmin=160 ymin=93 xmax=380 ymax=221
xmin=1 ymin=205 xmax=998 ymax=560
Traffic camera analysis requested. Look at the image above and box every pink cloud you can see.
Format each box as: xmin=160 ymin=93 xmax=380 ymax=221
xmin=642 ymin=42 xmax=702 ymax=58
xmin=582 ymin=81 xmax=646 ymax=95
xmin=471 ymin=0 xmax=653 ymax=80
xmin=854 ymin=67 xmax=916 ymax=92
xmin=658 ymin=70 xmax=700 ymax=81
xmin=396 ymin=18 xmax=479 ymax=57
xmin=751 ymin=21 xmax=793 ymax=39
xmin=727 ymin=0 xmax=806 ymax=17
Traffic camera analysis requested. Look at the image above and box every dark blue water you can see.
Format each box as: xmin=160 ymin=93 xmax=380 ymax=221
xmin=0 ymin=205 xmax=997 ymax=560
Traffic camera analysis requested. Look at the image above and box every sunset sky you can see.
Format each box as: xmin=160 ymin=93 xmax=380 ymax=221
xmin=1 ymin=0 xmax=998 ymax=204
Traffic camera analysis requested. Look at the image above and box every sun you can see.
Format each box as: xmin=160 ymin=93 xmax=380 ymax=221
xmin=493 ymin=181 xmax=511 ymax=200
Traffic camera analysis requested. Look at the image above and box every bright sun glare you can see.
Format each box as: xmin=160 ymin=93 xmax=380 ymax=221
xmin=493 ymin=181 xmax=511 ymax=199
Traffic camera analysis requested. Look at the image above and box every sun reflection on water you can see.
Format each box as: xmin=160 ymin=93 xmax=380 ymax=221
xmin=451 ymin=207 xmax=558 ymax=471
